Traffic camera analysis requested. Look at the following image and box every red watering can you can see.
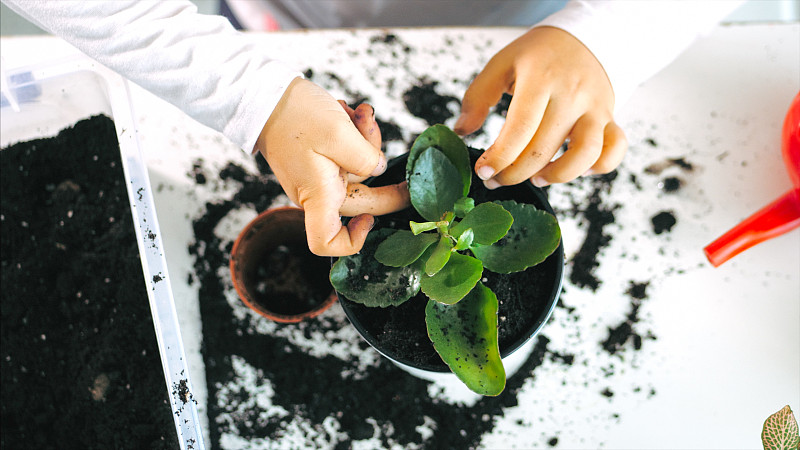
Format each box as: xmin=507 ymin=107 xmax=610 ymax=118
xmin=704 ymin=92 xmax=800 ymax=267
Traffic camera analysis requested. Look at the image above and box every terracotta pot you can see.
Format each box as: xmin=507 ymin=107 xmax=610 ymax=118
xmin=230 ymin=207 xmax=337 ymax=323
xmin=336 ymin=150 xmax=564 ymax=381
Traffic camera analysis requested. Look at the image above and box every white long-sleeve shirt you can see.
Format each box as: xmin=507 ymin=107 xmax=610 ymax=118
xmin=3 ymin=0 xmax=742 ymax=153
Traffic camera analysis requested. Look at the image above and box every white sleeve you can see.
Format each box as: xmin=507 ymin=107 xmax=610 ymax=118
xmin=2 ymin=0 xmax=303 ymax=152
xmin=535 ymin=0 xmax=744 ymax=112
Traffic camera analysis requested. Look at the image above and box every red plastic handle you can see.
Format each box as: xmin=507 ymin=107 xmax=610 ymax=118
xmin=704 ymin=91 xmax=800 ymax=267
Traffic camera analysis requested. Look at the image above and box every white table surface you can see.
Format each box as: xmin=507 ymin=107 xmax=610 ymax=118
xmin=2 ymin=22 xmax=798 ymax=449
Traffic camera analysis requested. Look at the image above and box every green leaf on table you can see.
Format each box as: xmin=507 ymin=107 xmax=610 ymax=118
xmin=762 ymin=405 xmax=800 ymax=450
xmin=424 ymin=235 xmax=454 ymax=276
xmin=330 ymin=229 xmax=420 ymax=307
xmin=375 ymin=230 xmax=438 ymax=267
xmin=407 ymin=124 xmax=471 ymax=197
xmin=472 ymin=200 xmax=561 ymax=274
xmin=450 ymin=201 xmax=513 ymax=245
xmin=408 ymin=147 xmax=463 ymax=221
xmin=425 ymin=282 xmax=505 ymax=396
xmin=420 ymin=252 xmax=482 ymax=304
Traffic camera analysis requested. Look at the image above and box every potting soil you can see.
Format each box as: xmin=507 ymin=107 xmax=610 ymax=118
xmin=0 ymin=115 xmax=178 ymax=449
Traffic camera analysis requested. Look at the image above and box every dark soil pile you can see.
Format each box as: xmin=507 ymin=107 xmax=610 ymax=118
xmin=0 ymin=115 xmax=177 ymax=449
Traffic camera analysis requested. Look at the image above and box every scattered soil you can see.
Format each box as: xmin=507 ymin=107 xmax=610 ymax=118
xmin=659 ymin=176 xmax=683 ymax=193
xmin=402 ymin=80 xmax=460 ymax=126
xmin=0 ymin=115 xmax=177 ymax=449
xmin=602 ymin=281 xmax=656 ymax=356
xmin=651 ymin=211 xmax=677 ymax=235
xmin=567 ymin=172 xmax=619 ymax=292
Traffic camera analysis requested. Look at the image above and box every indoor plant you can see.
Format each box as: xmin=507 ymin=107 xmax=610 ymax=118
xmin=330 ymin=125 xmax=562 ymax=396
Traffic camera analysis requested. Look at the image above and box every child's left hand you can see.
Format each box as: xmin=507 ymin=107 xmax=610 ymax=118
xmin=455 ymin=26 xmax=628 ymax=189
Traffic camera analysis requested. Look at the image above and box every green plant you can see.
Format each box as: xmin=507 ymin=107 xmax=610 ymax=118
xmin=330 ymin=125 xmax=561 ymax=396
xmin=762 ymin=405 xmax=800 ymax=450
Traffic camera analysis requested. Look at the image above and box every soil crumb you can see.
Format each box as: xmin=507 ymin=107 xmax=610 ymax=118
xmin=651 ymin=211 xmax=677 ymax=234
xmin=403 ymin=80 xmax=459 ymax=126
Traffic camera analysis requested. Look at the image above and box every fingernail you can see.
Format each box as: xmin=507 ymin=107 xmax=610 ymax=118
xmin=483 ymin=178 xmax=501 ymax=190
xmin=477 ymin=165 xmax=495 ymax=181
xmin=531 ymin=176 xmax=550 ymax=188
xmin=371 ymin=154 xmax=387 ymax=176
xmin=583 ymin=169 xmax=594 ymax=177
xmin=453 ymin=115 xmax=466 ymax=134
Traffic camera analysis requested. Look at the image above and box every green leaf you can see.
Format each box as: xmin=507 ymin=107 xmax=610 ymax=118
xmin=408 ymin=147 xmax=463 ymax=221
xmin=454 ymin=228 xmax=474 ymax=251
xmin=450 ymin=202 xmax=513 ymax=246
xmin=420 ymin=252 xmax=482 ymax=304
xmin=330 ymin=229 xmax=420 ymax=307
xmin=762 ymin=405 xmax=800 ymax=450
xmin=425 ymin=235 xmax=454 ymax=276
xmin=472 ymin=200 xmax=561 ymax=274
xmin=375 ymin=230 xmax=438 ymax=267
xmin=454 ymin=197 xmax=475 ymax=218
xmin=407 ymin=124 xmax=471 ymax=197
xmin=425 ymin=282 xmax=505 ymax=396
xmin=410 ymin=221 xmax=437 ymax=235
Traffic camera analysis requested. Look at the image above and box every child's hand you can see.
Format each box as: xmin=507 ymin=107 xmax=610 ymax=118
xmin=256 ymin=78 xmax=408 ymax=256
xmin=454 ymin=26 xmax=628 ymax=189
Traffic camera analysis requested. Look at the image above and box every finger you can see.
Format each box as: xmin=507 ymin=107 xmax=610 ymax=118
xmin=475 ymin=85 xmax=550 ymax=183
xmin=302 ymin=191 xmax=372 ymax=256
xmin=320 ymin=118 xmax=387 ymax=178
xmin=351 ymin=103 xmax=382 ymax=150
xmin=338 ymin=100 xmax=356 ymax=119
xmin=530 ymin=114 xmax=605 ymax=186
xmin=491 ymin=98 xmax=572 ymax=186
xmin=590 ymin=121 xmax=628 ymax=174
xmin=454 ymin=57 xmax=510 ymax=136
xmin=340 ymin=181 xmax=410 ymax=217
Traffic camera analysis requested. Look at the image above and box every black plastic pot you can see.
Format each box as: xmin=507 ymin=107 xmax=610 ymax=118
xmin=336 ymin=149 xmax=565 ymax=378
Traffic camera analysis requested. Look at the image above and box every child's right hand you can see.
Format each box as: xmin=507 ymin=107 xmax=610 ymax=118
xmin=255 ymin=78 xmax=408 ymax=257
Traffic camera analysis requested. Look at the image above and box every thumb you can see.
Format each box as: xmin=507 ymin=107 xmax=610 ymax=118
xmin=322 ymin=117 xmax=387 ymax=179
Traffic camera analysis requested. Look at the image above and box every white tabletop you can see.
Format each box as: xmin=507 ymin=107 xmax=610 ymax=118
xmin=2 ymin=22 xmax=798 ymax=449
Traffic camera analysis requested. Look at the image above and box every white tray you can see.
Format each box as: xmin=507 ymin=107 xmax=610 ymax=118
xmin=1 ymin=57 xmax=205 ymax=450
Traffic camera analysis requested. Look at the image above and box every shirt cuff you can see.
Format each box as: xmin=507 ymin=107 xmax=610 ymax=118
xmin=222 ymin=61 xmax=303 ymax=153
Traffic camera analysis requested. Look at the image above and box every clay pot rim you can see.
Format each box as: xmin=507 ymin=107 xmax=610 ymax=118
xmin=230 ymin=206 xmax=337 ymax=324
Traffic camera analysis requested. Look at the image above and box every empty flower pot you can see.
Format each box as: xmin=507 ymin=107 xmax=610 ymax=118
xmin=230 ymin=207 xmax=337 ymax=323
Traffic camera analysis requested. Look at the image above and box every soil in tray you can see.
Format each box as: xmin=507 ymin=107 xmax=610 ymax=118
xmin=0 ymin=115 xmax=177 ymax=449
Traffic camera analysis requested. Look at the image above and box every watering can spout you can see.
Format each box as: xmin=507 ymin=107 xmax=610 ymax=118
xmin=704 ymin=189 xmax=800 ymax=267
xmin=704 ymin=91 xmax=800 ymax=267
